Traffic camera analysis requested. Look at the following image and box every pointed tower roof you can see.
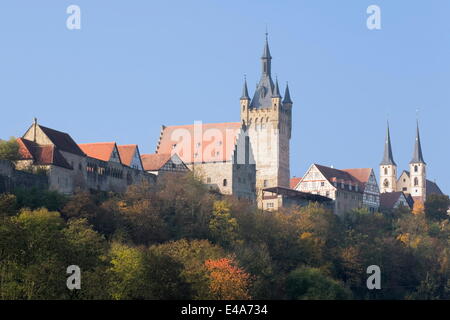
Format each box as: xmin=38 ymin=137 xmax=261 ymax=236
xmin=410 ymin=121 xmax=426 ymax=164
xmin=240 ymin=77 xmax=250 ymax=100
xmin=380 ymin=122 xmax=396 ymax=166
xmin=282 ymin=82 xmax=293 ymax=104
xmin=261 ymin=32 xmax=272 ymax=60
xmin=272 ymin=78 xmax=281 ymax=98
xmin=250 ymin=33 xmax=275 ymax=109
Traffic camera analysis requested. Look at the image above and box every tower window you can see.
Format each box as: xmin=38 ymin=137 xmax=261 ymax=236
xmin=263 ymin=180 xmax=268 ymax=188
xmin=383 ymin=179 xmax=389 ymax=187
xmin=384 ymin=168 xmax=388 ymax=175
xmin=223 ymin=179 xmax=227 ymax=187
xmin=414 ymin=177 xmax=419 ymax=186
xmin=414 ymin=165 xmax=418 ymax=172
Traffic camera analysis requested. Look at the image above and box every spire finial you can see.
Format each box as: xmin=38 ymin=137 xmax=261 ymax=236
xmin=33 ymin=117 xmax=37 ymax=125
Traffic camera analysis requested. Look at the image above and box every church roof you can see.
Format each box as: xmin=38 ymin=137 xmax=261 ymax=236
xmin=426 ymin=180 xmax=443 ymax=196
xmin=410 ymin=122 xmax=426 ymax=164
xmin=155 ymin=122 xmax=241 ymax=164
xmin=380 ymin=123 xmax=396 ymax=166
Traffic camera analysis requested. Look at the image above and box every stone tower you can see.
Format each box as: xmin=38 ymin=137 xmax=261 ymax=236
xmin=379 ymin=122 xmax=397 ymax=193
xmin=240 ymin=34 xmax=292 ymax=193
xmin=409 ymin=121 xmax=427 ymax=201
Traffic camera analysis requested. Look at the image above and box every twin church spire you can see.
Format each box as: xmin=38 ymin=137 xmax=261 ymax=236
xmin=380 ymin=121 xmax=425 ymax=167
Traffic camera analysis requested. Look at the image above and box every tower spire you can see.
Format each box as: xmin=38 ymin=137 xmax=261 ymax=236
xmin=282 ymin=82 xmax=293 ymax=104
xmin=261 ymin=32 xmax=272 ymax=76
xmin=380 ymin=121 xmax=396 ymax=166
xmin=410 ymin=120 xmax=426 ymax=164
xmin=240 ymin=75 xmax=250 ymax=100
xmin=272 ymin=77 xmax=281 ymax=98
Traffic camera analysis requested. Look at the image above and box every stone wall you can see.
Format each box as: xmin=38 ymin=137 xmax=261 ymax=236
xmin=0 ymin=160 xmax=48 ymax=193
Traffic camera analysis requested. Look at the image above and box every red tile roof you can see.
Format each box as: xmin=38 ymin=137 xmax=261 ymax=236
xmin=315 ymin=164 xmax=364 ymax=191
xmin=155 ymin=122 xmax=241 ymax=164
xmin=78 ymin=142 xmax=118 ymax=162
xmin=290 ymin=177 xmax=302 ymax=189
xmin=117 ymin=145 xmax=139 ymax=167
xmin=341 ymin=168 xmax=372 ymax=184
xmin=17 ymin=138 xmax=72 ymax=169
xmin=38 ymin=125 xmax=85 ymax=156
xmin=141 ymin=153 xmax=172 ymax=171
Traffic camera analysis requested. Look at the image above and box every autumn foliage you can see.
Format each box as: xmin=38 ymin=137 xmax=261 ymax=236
xmin=204 ymin=258 xmax=251 ymax=300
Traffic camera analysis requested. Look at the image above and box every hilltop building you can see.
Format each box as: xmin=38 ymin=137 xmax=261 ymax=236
xmin=153 ymin=34 xmax=292 ymax=204
xmin=379 ymin=122 xmax=443 ymax=204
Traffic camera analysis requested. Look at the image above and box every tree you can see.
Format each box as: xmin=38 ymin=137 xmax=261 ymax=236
xmin=107 ymin=242 xmax=146 ymax=300
xmin=425 ymin=194 xmax=450 ymax=221
xmin=204 ymin=257 xmax=252 ymax=300
xmin=0 ymin=137 xmax=20 ymax=161
xmin=150 ymin=239 xmax=225 ymax=299
xmin=412 ymin=201 xmax=425 ymax=215
xmin=209 ymin=200 xmax=238 ymax=248
xmin=286 ymin=267 xmax=351 ymax=300
xmin=0 ymin=193 xmax=17 ymax=216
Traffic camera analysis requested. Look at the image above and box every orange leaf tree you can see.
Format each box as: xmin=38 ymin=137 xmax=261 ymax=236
xmin=204 ymin=257 xmax=251 ymax=300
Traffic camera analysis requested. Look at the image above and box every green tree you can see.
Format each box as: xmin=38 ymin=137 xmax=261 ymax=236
xmin=0 ymin=137 xmax=20 ymax=161
xmin=425 ymin=194 xmax=450 ymax=221
xmin=286 ymin=267 xmax=352 ymax=300
xmin=209 ymin=200 xmax=239 ymax=248
xmin=0 ymin=193 xmax=17 ymax=216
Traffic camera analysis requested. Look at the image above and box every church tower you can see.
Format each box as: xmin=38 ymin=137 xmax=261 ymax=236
xmin=379 ymin=122 xmax=397 ymax=193
xmin=409 ymin=121 xmax=427 ymax=201
xmin=240 ymin=33 xmax=292 ymax=192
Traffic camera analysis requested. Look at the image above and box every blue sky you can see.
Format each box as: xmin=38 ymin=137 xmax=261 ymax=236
xmin=0 ymin=0 xmax=449 ymax=194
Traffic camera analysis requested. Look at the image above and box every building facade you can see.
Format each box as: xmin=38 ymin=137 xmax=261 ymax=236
xmin=16 ymin=120 xmax=155 ymax=194
xmin=294 ymin=164 xmax=365 ymax=216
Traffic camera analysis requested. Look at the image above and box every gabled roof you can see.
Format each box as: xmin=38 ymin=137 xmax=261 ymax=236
xmin=155 ymin=122 xmax=241 ymax=164
xmin=141 ymin=153 xmax=173 ymax=171
xmin=380 ymin=192 xmax=410 ymax=209
xmin=117 ymin=144 xmax=141 ymax=168
xmin=342 ymin=168 xmax=372 ymax=184
xmin=37 ymin=125 xmax=85 ymax=156
xmin=314 ymin=164 xmax=364 ymax=192
xmin=17 ymin=138 xmax=72 ymax=169
xmin=426 ymin=180 xmax=443 ymax=196
xmin=78 ymin=142 xmax=120 ymax=163
xmin=290 ymin=177 xmax=302 ymax=189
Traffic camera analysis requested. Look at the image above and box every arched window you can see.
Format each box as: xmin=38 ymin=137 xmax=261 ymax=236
xmin=383 ymin=179 xmax=389 ymax=187
xmin=414 ymin=165 xmax=418 ymax=173
xmin=223 ymin=179 xmax=227 ymax=187
xmin=414 ymin=177 xmax=419 ymax=186
xmin=384 ymin=167 xmax=388 ymax=175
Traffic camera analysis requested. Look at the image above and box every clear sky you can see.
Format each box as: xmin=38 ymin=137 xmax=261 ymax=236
xmin=0 ymin=0 xmax=449 ymax=194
